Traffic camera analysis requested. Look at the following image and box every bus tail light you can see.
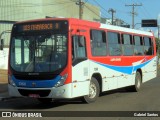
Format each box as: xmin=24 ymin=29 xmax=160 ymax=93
xmin=8 ymin=75 xmax=16 ymax=87
xmin=54 ymin=74 xmax=68 ymax=87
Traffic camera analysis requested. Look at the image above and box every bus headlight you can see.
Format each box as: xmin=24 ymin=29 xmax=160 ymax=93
xmin=8 ymin=75 xmax=16 ymax=87
xmin=54 ymin=74 xmax=68 ymax=87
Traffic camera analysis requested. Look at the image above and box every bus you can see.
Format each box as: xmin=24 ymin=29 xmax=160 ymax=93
xmin=7 ymin=18 xmax=157 ymax=103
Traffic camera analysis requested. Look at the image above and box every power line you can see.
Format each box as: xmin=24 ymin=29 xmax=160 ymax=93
xmin=4 ymin=3 xmax=73 ymax=20
xmin=0 ymin=1 xmax=74 ymax=7
xmin=125 ymin=3 xmax=142 ymax=29
xmin=1 ymin=2 xmax=74 ymax=18
xmin=90 ymin=0 xmax=130 ymax=26
xmin=141 ymin=5 xmax=153 ymax=18
xmin=84 ymin=4 xmax=101 ymax=18
xmin=91 ymin=0 xmax=110 ymax=18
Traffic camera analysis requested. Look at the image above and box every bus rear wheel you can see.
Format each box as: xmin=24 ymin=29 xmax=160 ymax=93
xmin=82 ymin=77 xmax=100 ymax=103
xmin=127 ymin=71 xmax=142 ymax=92
xmin=134 ymin=71 xmax=142 ymax=92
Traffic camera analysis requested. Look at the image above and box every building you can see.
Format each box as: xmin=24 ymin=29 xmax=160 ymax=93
xmin=100 ymin=18 xmax=130 ymax=27
xmin=0 ymin=0 xmax=100 ymax=46
xmin=0 ymin=0 xmax=100 ymax=69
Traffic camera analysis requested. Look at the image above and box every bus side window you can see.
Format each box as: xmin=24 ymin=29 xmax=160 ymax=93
xmin=107 ymin=32 xmax=121 ymax=56
xmin=134 ymin=36 xmax=144 ymax=56
xmin=72 ymin=35 xmax=87 ymax=60
xmin=90 ymin=30 xmax=107 ymax=56
xmin=144 ymin=37 xmax=153 ymax=55
xmin=122 ymin=34 xmax=134 ymax=56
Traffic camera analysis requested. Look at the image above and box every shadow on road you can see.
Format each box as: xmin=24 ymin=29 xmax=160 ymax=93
xmin=0 ymin=83 xmax=8 ymax=93
xmin=0 ymin=88 xmax=133 ymax=110
xmin=0 ymin=68 xmax=159 ymax=110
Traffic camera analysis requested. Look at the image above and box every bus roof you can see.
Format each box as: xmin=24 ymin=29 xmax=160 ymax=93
xmin=15 ymin=18 xmax=154 ymax=37
xmin=100 ymin=24 xmax=153 ymax=36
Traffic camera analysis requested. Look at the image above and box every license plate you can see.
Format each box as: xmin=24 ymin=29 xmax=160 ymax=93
xmin=29 ymin=94 xmax=40 ymax=98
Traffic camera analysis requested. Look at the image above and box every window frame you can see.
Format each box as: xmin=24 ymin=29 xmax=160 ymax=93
xmin=90 ymin=29 xmax=107 ymax=56
xmin=133 ymin=35 xmax=144 ymax=56
xmin=121 ymin=33 xmax=134 ymax=56
xmin=107 ymin=31 xmax=122 ymax=56
xmin=144 ymin=36 xmax=153 ymax=56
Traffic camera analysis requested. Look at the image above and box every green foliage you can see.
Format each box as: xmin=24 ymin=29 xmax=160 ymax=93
xmin=156 ymin=37 xmax=160 ymax=55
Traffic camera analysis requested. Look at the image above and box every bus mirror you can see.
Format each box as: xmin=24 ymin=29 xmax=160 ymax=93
xmin=78 ymin=36 xmax=85 ymax=47
xmin=0 ymin=39 xmax=4 ymax=50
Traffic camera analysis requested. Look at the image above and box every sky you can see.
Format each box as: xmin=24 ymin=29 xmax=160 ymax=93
xmin=87 ymin=0 xmax=160 ymax=37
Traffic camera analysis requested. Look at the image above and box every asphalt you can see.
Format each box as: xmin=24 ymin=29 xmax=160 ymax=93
xmin=0 ymin=66 xmax=160 ymax=101
xmin=0 ymin=83 xmax=9 ymax=100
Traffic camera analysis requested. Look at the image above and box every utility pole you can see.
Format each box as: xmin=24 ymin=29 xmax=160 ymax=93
xmin=125 ymin=3 xmax=142 ymax=29
xmin=76 ymin=0 xmax=84 ymax=19
xmin=158 ymin=25 xmax=160 ymax=41
xmin=108 ymin=8 xmax=116 ymax=25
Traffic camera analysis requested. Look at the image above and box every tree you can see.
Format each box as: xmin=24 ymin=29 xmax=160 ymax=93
xmin=156 ymin=37 xmax=160 ymax=55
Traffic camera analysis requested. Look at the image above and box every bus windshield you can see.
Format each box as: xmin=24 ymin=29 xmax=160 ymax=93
xmin=10 ymin=33 xmax=67 ymax=73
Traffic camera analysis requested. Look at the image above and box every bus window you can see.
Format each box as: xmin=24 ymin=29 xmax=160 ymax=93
xmin=72 ymin=35 xmax=87 ymax=60
xmin=134 ymin=36 xmax=144 ymax=56
xmin=144 ymin=37 xmax=153 ymax=55
xmin=107 ymin=32 xmax=121 ymax=56
xmin=122 ymin=34 xmax=133 ymax=56
xmin=90 ymin=30 xmax=107 ymax=56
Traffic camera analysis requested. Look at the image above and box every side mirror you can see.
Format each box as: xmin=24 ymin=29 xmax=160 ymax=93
xmin=0 ymin=39 xmax=4 ymax=50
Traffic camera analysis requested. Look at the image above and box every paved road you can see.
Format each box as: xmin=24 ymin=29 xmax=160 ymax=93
xmin=0 ymin=71 xmax=160 ymax=120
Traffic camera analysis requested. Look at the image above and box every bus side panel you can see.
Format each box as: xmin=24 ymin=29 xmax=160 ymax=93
xmin=89 ymin=55 xmax=156 ymax=92
xmin=89 ymin=60 xmax=118 ymax=91
xmin=143 ymin=36 xmax=157 ymax=83
xmin=143 ymin=56 xmax=157 ymax=82
xmin=89 ymin=59 xmax=137 ymax=91
xmin=71 ymin=60 xmax=90 ymax=98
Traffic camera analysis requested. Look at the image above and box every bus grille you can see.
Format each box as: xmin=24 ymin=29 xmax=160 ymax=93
xmin=18 ymin=89 xmax=51 ymax=97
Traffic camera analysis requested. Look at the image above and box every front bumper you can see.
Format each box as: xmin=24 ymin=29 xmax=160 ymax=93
xmin=8 ymin=83 xmax=72 ymax=99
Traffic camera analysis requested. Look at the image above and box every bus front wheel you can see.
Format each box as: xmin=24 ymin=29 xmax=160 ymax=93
xmin=82 ymin=77 xmax=100 ymax=103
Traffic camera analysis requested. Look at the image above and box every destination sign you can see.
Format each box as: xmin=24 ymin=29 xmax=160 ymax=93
xmin=22 ymin=23 xmax=60 ymax=31
xmin=13 ymin=21 xmax=68 ymax=33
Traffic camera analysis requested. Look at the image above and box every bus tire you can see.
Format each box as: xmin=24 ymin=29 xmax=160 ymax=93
xmin=82 ymin=77 xmax=100 ymax=103
xmin=128 ymin=71 xmax=142 ymax=92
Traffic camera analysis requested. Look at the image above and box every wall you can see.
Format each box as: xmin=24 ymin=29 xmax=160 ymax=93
xmin=0 ymin=0 xmax=100 ymax=70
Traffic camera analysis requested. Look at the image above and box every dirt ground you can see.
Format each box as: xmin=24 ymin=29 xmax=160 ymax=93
xmin=0 ymin=69 xmax=8 ymax=83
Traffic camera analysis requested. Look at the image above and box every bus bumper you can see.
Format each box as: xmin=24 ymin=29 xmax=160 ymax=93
xmin=8 ymin=83 xmax=72 ymax=99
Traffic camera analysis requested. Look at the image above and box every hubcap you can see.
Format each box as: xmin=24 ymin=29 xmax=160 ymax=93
xmin=136 ymin=74 xmax=141 ymax=89
xmin=137 ymin=78 xmax=141 ymax=88
xmin=88 ymin=82 xmax=97 ymax=98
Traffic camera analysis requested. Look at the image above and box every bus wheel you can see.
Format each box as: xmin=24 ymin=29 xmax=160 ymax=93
xmin=128 ymin=71 xmax=142 ymax=92
xmin=82 ymin=77 xmax=100 ymax=103
xmin=37 ymin=98 xmax=53 ymax=103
